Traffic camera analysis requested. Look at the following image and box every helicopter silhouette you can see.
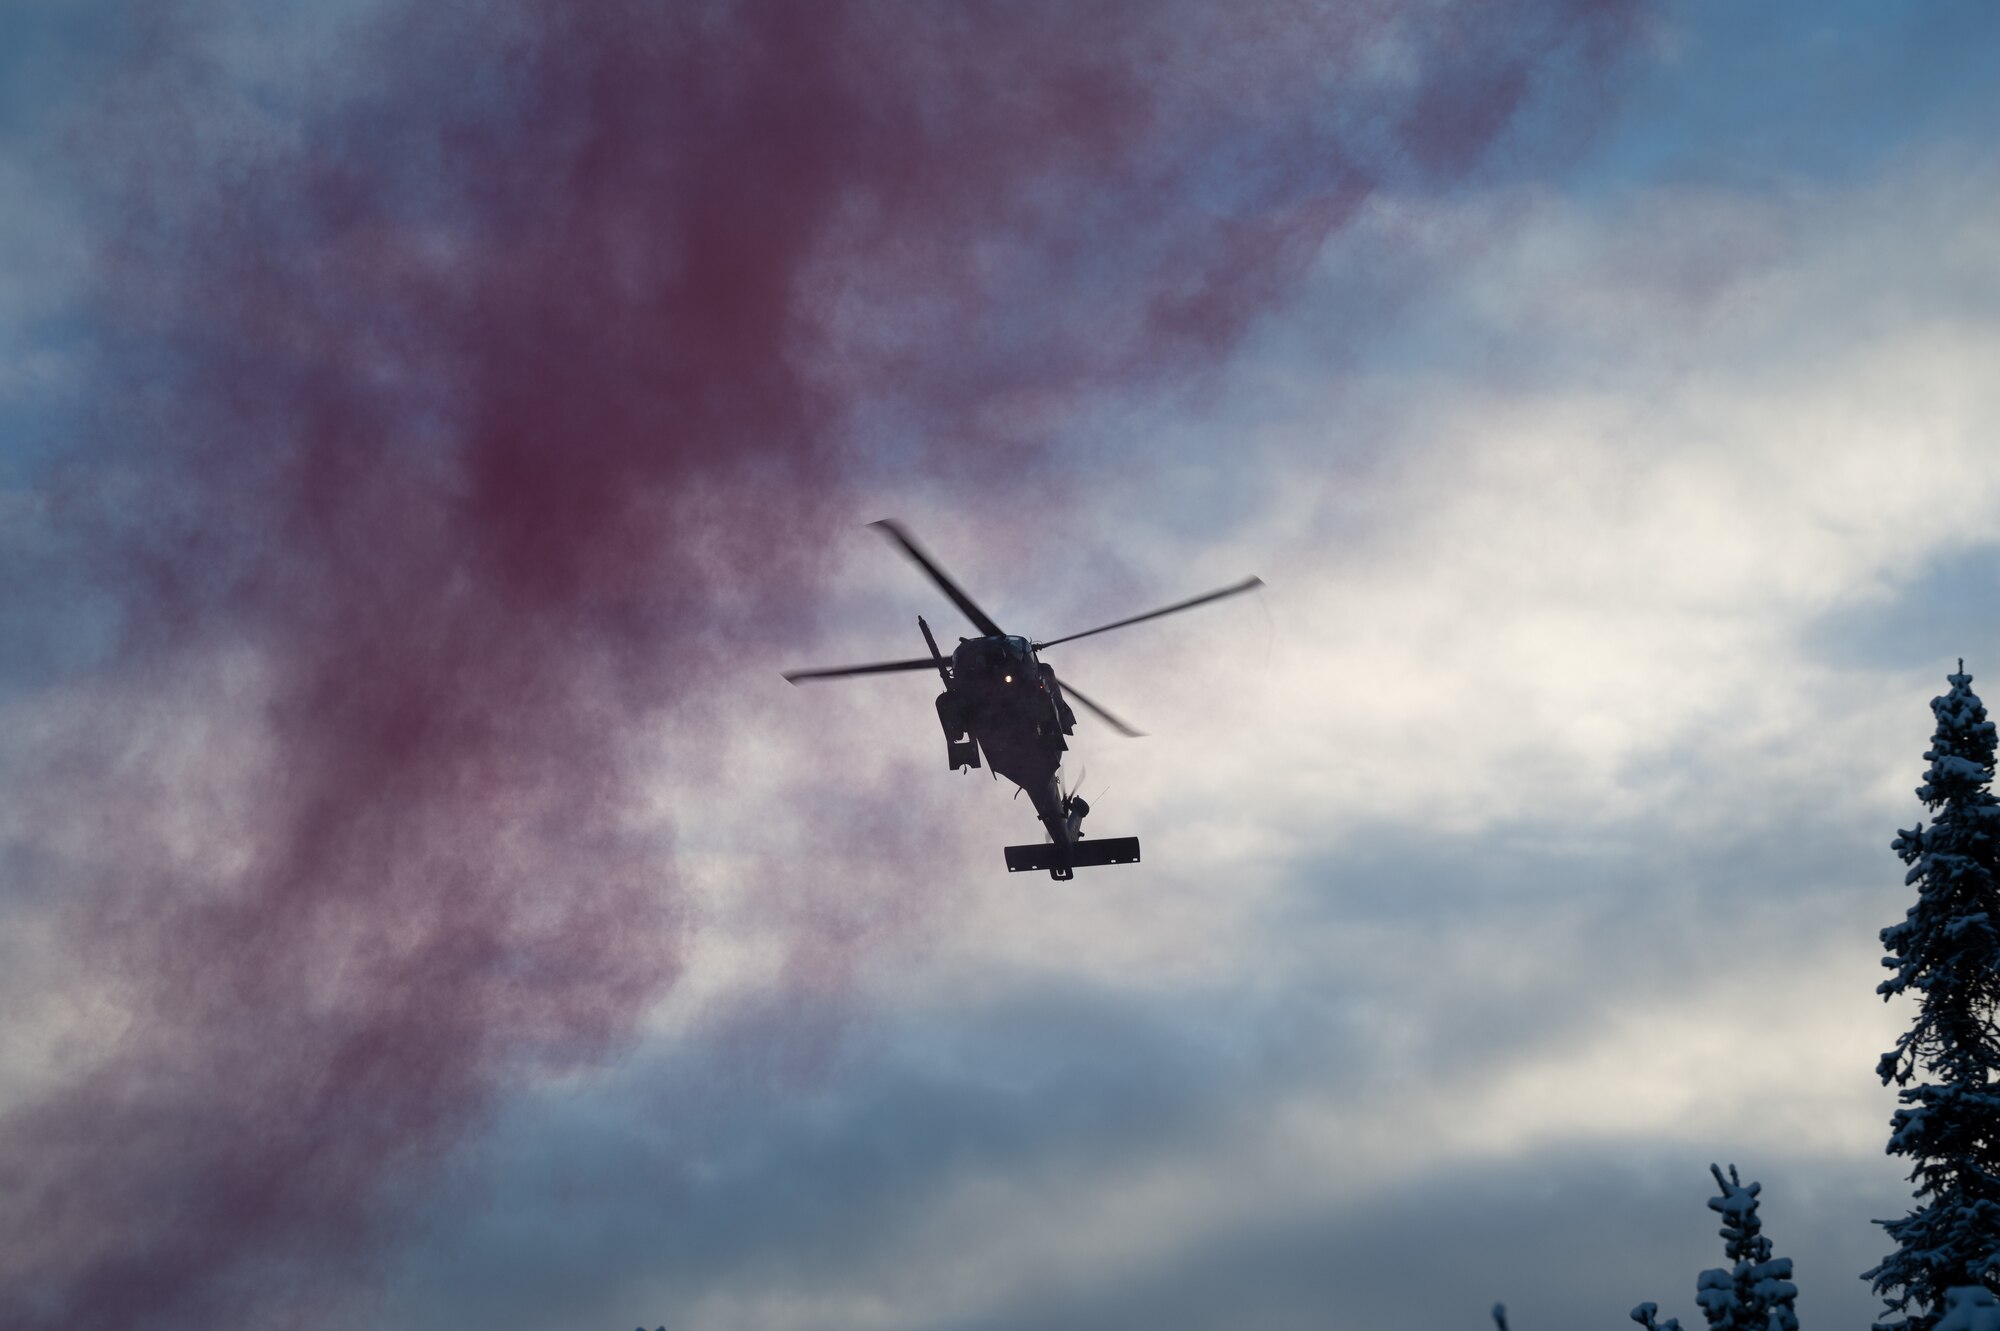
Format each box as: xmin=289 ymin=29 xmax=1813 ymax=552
xmin=783 ymin=520 xmax=1261 ymax=879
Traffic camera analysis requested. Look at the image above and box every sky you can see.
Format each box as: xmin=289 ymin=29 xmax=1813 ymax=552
xmin=2 ymin=2 xmax=1999 ymax=1328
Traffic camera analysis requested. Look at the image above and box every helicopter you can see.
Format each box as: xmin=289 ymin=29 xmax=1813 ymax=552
xmin=783 ymin=520 xmax=1262 ymax=880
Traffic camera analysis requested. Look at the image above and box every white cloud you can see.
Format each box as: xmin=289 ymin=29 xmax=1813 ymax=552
xmin=8 ymin=20 xmax=1992 ymax=1324
xmin=523 ymin=152 xmax=2000 ymax=1329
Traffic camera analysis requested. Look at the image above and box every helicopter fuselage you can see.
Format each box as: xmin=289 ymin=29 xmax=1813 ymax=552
xmin=935 ymin=633 xmax=1078 ymax=846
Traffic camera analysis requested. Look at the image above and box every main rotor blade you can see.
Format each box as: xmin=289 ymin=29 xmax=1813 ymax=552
xmin=870 ymin=519 xmax=1006 ymax=638
xmin=1054 ymin=674 xmax=1145 ymax=738
xmin=783 ymin=658 xmax=939 ymax=684
xmin=1035 ymin=576 xmax=1264 ymax=650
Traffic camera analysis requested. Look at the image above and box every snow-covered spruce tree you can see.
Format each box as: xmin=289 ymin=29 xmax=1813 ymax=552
xmin=1632 ymin=1159 xmax=1808 ymax=1327
xmin=1629 ymin=1163 xmax=1796 ymax=1331
xmin=1869 ymin=664 xmax=2000 ymax=1331
xmin=1695 ymin=1164 xmax=1799 ymax=1331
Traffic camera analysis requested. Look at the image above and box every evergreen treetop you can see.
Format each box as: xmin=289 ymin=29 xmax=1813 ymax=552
xmin=1630 ymin=1163 xmax=1794 ymax=1331
xmin=1870 ymin=665 xmax=2000 ymax=1331
xmin=1695 ymin=1164 xmax=1798 ymax=1331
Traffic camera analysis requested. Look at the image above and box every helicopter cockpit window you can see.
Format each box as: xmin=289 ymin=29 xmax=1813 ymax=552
xmin=998 ymin=637 xmax=1032 ymax=684
xmin=953 ymin=639 xmax=997 ymax=677
xmin=953 ymin=636 xmax=1031 ymax=682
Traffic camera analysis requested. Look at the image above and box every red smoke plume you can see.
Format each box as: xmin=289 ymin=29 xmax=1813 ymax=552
xmin=0 ymin=2 xmax=1641 ymax=1325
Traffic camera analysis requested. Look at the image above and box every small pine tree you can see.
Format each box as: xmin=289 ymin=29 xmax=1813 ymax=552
xmin=1632 ymin=1164 xmax=1795 ymax=1331
xmin=1695 ymin=1164 xmax=1799 ymax=1331
xmin=1868 ymin=664 xmax=2000 ymax=1331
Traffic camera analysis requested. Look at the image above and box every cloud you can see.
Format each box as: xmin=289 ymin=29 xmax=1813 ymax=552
xmin=0 ymin=1 xmax=1654 ymax=1326
xmin=424 ymin=143 xmax=2000 ymax=1330
xmin=21 ymin=5 xmax=1991 ymax=1330
xmin=376 ymin=958 xmax=1902 ymax=1331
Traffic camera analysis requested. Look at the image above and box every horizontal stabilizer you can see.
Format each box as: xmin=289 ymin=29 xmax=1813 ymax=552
xmin=1004 ymin=836 xmax=1141 ymax=874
